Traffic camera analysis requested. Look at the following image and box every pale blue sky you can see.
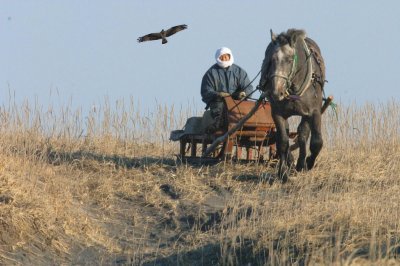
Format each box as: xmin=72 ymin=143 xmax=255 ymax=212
xmin=2 ymin=1 xmax=400 ymax=114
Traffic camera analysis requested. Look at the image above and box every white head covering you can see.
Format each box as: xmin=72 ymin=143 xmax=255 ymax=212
xmin=215 ymin=47 xmax=234 ymax=68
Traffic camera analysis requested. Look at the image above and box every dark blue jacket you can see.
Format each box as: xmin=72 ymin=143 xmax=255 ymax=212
xmin=201 ymin=63 xmax=253 ymax=104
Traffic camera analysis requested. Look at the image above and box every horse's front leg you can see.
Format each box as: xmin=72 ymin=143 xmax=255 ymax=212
xmin=274 ymin=116 xmax=291 ymax=183
xmin=307 ymin=111 xmax=323 ymax=170
xmin=296 ymin=117 xmax=311 ymax=172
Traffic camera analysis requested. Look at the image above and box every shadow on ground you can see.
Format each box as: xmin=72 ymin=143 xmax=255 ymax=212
xmin=46 ymin=149 xmax=176 ymax=169
xmin=232 ymin=172 xmax=276 ymax=184
xmin=140 ymin=240 xmax=269 ymax=266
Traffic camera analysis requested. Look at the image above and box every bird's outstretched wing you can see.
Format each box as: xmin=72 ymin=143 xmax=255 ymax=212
xmin=137 ymin=32 xmax=162 ymax=43
xmin=165 ymin=24 xmax=188 ymax=37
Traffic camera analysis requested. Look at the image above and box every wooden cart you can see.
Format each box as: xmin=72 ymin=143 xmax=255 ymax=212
xmin=170 ymin=96 xmax=296 ymax=164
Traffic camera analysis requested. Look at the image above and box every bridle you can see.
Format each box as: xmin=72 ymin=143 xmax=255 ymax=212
xmin=263 ymin=38 xmax=314 ymax=100
xmin=268 ymin=52 xmax=298 ymax=98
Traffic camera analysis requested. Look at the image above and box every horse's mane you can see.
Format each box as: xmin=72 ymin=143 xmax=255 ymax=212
xmin=277 ymin=29 xmax=307 ymax=46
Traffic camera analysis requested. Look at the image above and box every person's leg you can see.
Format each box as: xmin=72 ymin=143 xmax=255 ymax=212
xmin=208 ymin=101 xmax=225 ymax=133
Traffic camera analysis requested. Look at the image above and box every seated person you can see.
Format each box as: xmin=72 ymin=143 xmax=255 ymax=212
xmin=200 ymin=47 xmax=253 ymax=133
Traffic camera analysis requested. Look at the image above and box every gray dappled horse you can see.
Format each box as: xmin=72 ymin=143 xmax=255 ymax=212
xmin=259 ymin=29 xmax=326 ymax=183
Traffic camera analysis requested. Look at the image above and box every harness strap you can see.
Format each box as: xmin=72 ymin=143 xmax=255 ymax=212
xmin=297 ymin=38 xmax=313 ymax=97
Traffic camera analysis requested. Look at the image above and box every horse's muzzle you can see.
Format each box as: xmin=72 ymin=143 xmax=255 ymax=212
xmin=268 ymin=76 xmax=287 ymax=101
xmin=270 ymin=88 xmax=286 ymax=102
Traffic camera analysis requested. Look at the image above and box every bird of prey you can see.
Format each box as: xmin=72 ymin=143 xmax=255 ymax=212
xmin=137 ymin=24 xmax=188 ymax=44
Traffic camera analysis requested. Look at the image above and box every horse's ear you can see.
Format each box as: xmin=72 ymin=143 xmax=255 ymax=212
xmin=270 ymin=29 xmax=277 ymax=42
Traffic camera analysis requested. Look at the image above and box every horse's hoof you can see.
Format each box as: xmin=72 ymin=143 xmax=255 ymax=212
xmin=306 ymin=157 xmax=315 ymax=170
xmin=268 ymin=177 xmax=275 ymax=185
xmin=277 ymin=172 xmax=288 ymax=184
xmin=296 ymin=161 xmax=309 ymax=172
xmin=296 ymin=164 xmax=304 ymax=172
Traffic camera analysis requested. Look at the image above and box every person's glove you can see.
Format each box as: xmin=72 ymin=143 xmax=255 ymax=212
xmin=239 ymin=91 xmax=246 ymax=99
xmin=218 ymin=92 xmax=230 ymax=97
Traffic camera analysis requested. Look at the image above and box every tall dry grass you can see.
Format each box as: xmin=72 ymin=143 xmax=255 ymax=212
xmin=0 ymin=96 xmax=399 ymax=265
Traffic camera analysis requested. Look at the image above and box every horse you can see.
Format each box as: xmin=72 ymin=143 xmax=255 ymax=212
xmin=258 ymin=29 xmax=326 ymax=183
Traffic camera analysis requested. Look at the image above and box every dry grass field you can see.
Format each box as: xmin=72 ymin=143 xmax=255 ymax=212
xmin=0 ymin=97 xmax=399 ymax=265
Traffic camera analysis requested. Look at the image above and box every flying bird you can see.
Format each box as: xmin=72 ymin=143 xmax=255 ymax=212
xmin=137 ymin=24 xmax=188 ymax=44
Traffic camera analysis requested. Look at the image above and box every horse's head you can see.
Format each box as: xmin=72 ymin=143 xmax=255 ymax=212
xmin=259 ymin=29 xmax=307 ymax=102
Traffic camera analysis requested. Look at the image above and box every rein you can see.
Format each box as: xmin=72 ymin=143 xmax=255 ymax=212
xmin=226 ymin=69 xmax=262 ymax=112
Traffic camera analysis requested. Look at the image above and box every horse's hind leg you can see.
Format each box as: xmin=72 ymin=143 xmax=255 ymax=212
xmin=307 ymin=112 xmax=323 ymax=170
xmin=296 ymin=117 xmax=311 ymax=172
